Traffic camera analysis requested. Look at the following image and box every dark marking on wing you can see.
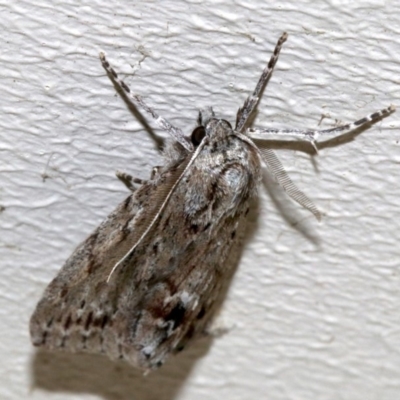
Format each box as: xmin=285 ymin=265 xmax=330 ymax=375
xmin=63 ymin=315 xmax=72 ymax=330
xmin=190 ymin=224 xmax=199 ymax=234
xmin=165 ymin=301 xmax=186 ymax=330
xmin=196 ymin=306 xmax=206 ymax=320
xmin=84 ymin=311 xmax=93 ymax=331
xmin=60 ymin=286 xmax=69 ymax=298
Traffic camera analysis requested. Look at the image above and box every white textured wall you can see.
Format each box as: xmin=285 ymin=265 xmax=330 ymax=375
xmin=1 ymin=0 xmax=399 ymax=399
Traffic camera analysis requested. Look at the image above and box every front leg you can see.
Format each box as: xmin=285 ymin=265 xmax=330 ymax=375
xmin=116 ymin=171 xmax=148 ymax=192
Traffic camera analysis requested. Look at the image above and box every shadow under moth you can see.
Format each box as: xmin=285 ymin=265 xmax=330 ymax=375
xmin=30 ymin=33 xmax=394 ymax=372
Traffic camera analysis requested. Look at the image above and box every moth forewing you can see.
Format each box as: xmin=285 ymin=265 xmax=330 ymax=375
xmin=30 ymin=118 xmax=261 ymax=371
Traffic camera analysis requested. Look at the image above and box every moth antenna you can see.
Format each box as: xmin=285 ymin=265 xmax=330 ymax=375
xmin=107 ymin=139 xmax=209 ymax=282
xmin=258 ymin=148 xmax=322 ymax=220
xmin=234 ymin=131 xmax=321 ymax=220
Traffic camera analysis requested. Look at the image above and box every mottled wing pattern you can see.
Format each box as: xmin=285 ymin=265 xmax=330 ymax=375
xmin=30 ymin=160 xmax=188 ymax=367
xmin=30 ymin=130 xmax=261 ymax=371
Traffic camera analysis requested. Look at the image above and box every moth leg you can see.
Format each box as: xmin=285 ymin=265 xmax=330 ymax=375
xmin=203 ymin=324 xmax=230 ymax=338
xmin=173 ymin=322 xmax=230 ymax=355
xmin=235 ymin=32 xmax=288 ymax=132
xmin=99 ymin=53 xmax=193 ymax=152
xmin=248 ymin=105 xmax=395 ymax=152
xmin=150 ymin=166 xmax=162 ymax=180
xmin=116 ymin=165 xmax=163 ymax=191
xmin=116 ymin=170 xmax=147 ymax=192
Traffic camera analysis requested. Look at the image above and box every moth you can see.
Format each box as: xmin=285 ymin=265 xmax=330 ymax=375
xmin=30 ymin=33 xmax=394 ymax=372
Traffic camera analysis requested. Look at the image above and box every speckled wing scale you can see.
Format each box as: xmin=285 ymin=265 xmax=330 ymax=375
xmin=30 ymin=33 xmax=395 ymax=372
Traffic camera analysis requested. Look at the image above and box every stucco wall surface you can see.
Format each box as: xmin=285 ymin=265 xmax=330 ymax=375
xmin=1 ymin=0 xmax=399 ymax=399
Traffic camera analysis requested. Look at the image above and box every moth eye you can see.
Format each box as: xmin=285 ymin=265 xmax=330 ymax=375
xmin=191 ymin=126 xmax=206 ymax=147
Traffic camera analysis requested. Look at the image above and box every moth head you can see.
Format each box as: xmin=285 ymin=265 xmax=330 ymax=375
xmin=192 ymin=107 xmax=233 ymax=147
